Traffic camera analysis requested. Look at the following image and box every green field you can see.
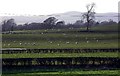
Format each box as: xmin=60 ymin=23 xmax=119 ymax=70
xmin=2 ymin=25 xmax=119 ymax=49
xmin=2 ymin=25 xmax=119 ymax=76
xmin=2 ymin=52 xmax=119 ymax=58
xmin=2 ymin=70 xmax=119 ymax=76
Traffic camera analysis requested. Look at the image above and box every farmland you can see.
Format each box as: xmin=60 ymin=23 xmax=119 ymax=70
xmin=2 ymin=25 xmax=119 ymax=49
xmin=1 ymin=24 xmax=120 ymax=76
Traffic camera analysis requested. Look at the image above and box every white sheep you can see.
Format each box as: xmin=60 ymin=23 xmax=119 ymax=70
xmin=63 ymin=33 xmax=66 ymax=36
xmin=75 ymin=42 xmax=78 ymax=44
xmin=33 ymin=42 xmax=36 ymax=45
xmin=57 ymin=44 xmax=60 ymax=46
xmin=66 ymin=42 xmax=70 ymax=44
xmin=19 ymin=43 xmax=22 ymax=45
xmin=86 ymin=41 xmax=89 ymax=43
xmin=41 ymin=33 xmax=44 ymax=34
xmin=8 ymin=44 xmax=10 ymax=46
xmin=96 ymin=40 xmax=99 ymax=42
xmin=50 ymin=41 xmax=53 ymax=44
xmin=28 ymin=43 xmax=30 ymax=45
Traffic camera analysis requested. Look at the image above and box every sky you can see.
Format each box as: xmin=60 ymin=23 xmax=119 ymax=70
xmin=0 ymin=0 xmax=119 ymax=16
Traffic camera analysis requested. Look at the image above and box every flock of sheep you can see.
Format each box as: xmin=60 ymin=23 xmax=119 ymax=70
xmin=3 ymin=37 xmax=99 ymax=47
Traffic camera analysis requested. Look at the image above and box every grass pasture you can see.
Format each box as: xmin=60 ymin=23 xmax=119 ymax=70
xmin=2 ymin=52 xmax=119 ymax=58
xmin=2 ymin=25 xmax=119 ymax=49
xmin=2 ymin=70 xmax=119 ymax=76
xmin=2 ymin=24 xmax=119 ymax=76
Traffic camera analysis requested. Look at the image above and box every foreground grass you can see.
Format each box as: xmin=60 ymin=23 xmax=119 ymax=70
xmin=2 ymin=70 xmax=119 ymax=76
xmin=1 ymin=52 xmax=118 ymax=58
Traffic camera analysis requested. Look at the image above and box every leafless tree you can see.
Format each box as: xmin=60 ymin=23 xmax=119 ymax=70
xmin=82 ymin=3 xmax=95 ymax=31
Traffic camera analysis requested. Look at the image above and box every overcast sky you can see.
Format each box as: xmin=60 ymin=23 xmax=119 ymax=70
xmin=0 ymin=0 xmax=119 ymax=16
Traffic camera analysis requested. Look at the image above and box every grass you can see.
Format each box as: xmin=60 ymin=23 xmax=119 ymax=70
xmin=1 ymin=52 xmax=119 ymax=58
xmin=2 ymin=28 xmax=118 ymax=49
xmin=2 ymin=70 xmax=119 ymax=76
xmin=2 ymin=24 xmax=119 ymax=76
xmin=2 ymin=25 xmax=119 ymax=49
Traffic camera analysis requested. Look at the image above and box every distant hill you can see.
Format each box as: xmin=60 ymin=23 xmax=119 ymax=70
xmin=0 ymin=11 xmax=118 ymax=24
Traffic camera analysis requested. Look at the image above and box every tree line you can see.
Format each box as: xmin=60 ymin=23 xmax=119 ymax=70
xmin=1 ymin=3 xmax=118 ymax=32
xmin=1 ymin=17 xmax=118 ymax=32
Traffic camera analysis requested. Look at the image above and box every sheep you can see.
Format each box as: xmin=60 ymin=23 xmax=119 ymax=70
xmin=44 ymin=30 xmax=47 ymax=32
xmin=32 ymin=42 xmax=36 ymax=45
xmin=19 ymin=43 xmax=22 ymax=45
xmin=57 ymin=44 xmax=60 ymax=46
xmin=8 ymin=44 xmax=10 ymax=46
xmin=28 ymin=43 xmax=30 ymax=45
xmin=75 ymin=42 xmax=78 ymax=44
xmin=86 ymin=41 xmax=89 ymax=43
xmin=41 ymin=33 xmax=44 ymax=34
xmin=63 ymin=33 xmax=66 ymax=36
xmin=96 ymin=40 xmax=99 ymax=42
xmin=66 ymin=42 xmax=70 ymax=44
xmin=50 ymin=41 xmax=53 ymax=44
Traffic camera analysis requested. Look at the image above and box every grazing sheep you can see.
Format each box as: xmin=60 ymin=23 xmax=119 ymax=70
xmin=66 ymin=42 xmax=70 ymax=44
xmin=75 ymin=42 xmax=78 ymax=44
xmin=86 ymin=41 xmax=89 ymax=43
xmin=33 ymin=42 xmax=36 ymax=45
xmin=28 ymin=43 xmax=30 ymax=45
xmin=63 ymin=33 xmax=66 ymax=36
xmin=96 ymin=40 xmax=98 ymax=42
xmin=50 ymin=41 xmax=53 ymax=44
xmin=19 ymin=43 xmax=22 ymax=45
xmin=44 ymin=30 xmax=47 ymax=32
xmin=41 ymin=33 xmax=44 ymax=34
xmin=57 ymin=44 xmax=60 ymax=46
xmin=8 ymin=44 xmax=10 ymax=46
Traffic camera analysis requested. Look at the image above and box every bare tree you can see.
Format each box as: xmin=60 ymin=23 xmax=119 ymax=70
xmin=82 ymin=3 xmax=95 ymax=31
